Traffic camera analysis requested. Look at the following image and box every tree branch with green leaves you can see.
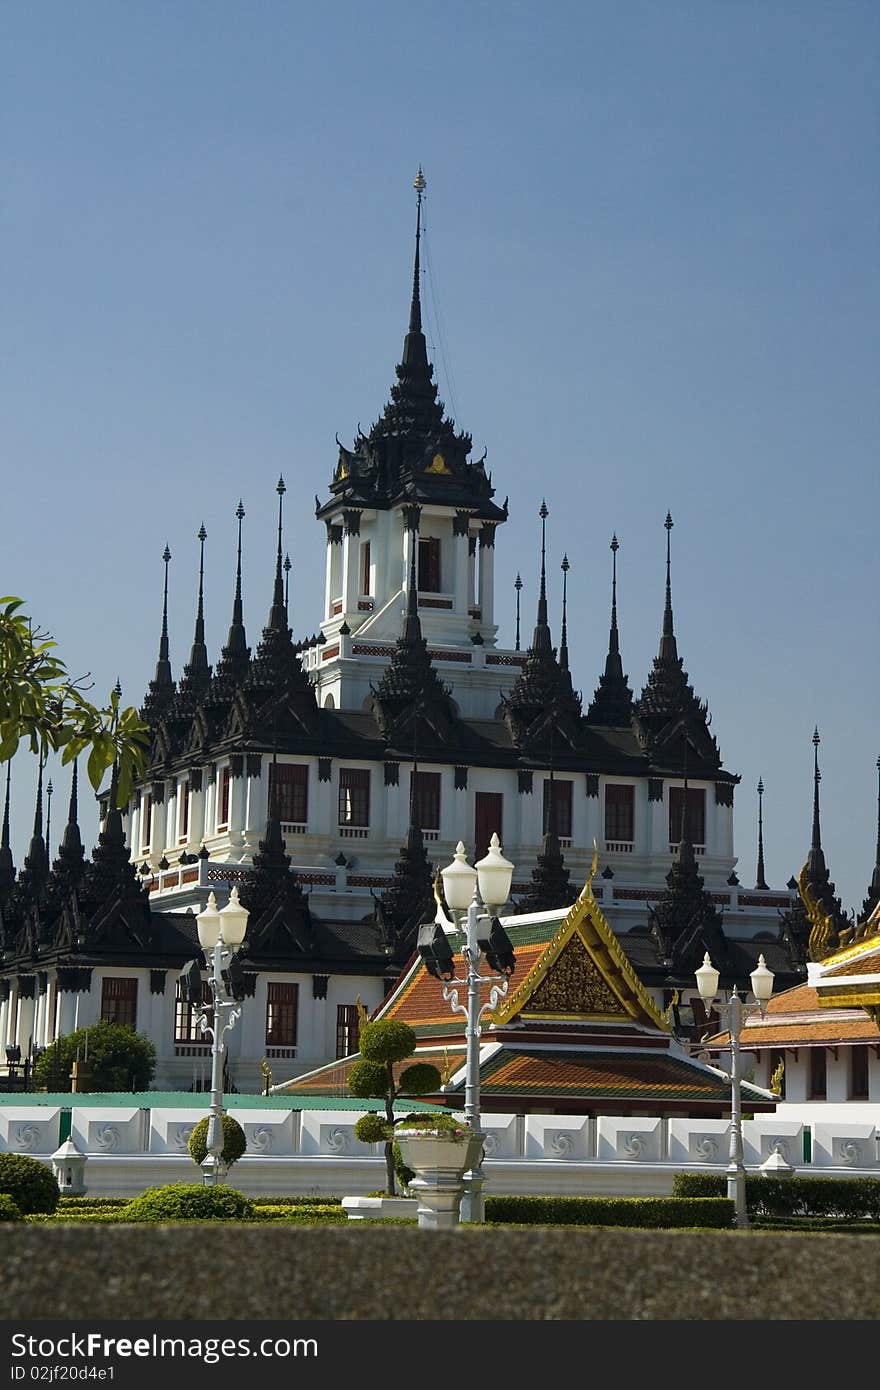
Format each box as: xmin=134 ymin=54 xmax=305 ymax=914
xmin=0 ymin=597 xmax=150 ymax=806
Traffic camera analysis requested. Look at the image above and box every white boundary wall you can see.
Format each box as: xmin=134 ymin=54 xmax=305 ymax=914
xmin=1 ymin=1102 xmax=878 ymax=1197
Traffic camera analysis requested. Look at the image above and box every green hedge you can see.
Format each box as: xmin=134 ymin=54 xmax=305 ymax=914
xmin=0 ymin=1193 xmax=22 ymax=1222
xmin=123 ymin=1183 xmax=256 ymax=1223
xmin=484 ymin=1195 xmax=734 ymax=1229
xmin=672 ymin=1173 xmax=880 ymax=1220
xmin=0 ymin=1154 xmax=60 ymax=1215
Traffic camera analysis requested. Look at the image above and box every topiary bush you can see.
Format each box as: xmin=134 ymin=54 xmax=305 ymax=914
xmin=0 ymin=1153 xmax=60 ymax=1214
xmin=123 ymin=1183 xmax=256 ymax=1223
xmin=0 ymin=1193 xmax=22 ymax=1221
xmin=188 ymin=1114 xmax=247 ymax=1170
xmin=348 ymin=1019 xmax=442 ymax=1196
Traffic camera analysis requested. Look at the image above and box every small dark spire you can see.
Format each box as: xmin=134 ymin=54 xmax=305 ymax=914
xmin=659 ymin=511 xmax=677 ymax=662
xmin=531 ymin=500 xmax=553 ymax=656
xmin=284 ymin=552 xmax=291 ymax=610
xmin=45 ymin=778 xmax=53 ymax=865
xmin=514 ymin=572 xmax=522 ymax=651
xmin=180 ymin=525 xmax=211 ymax=690
xmin=141 ymin=549 xmax=176 ymax=720
xmin=216 ymin=501 xmax=250 ymax=681
xmin=267 ymin=477 xmax=288 ymax=632
xmin=0 ymin=762 xmax=15 ymax=898
xmin=559 ymin=555 xmax=570 ymax=672
xmin=586 ymin=534 xmax=634 ymax=727
xmin=756 ymin=777 xmax=768 ymax=890
xmin=811 ymin=727 xmax=822 ymax=854
xmin=55 ymin=761 xmax=85 ymax=884
xmin=23 ymin=754 xmax=49 ymax=890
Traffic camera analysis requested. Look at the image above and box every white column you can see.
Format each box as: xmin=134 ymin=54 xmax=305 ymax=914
xmin=452 ymin=516 xmax=470 ymax=616
xmin=325 ymin=521 xmax=342 ymax=620
xmin=478 ymin=525 xmax=496 ymax=634
xmin=7 ymin=986 xmax=20 ymax=1047
xmin=245 ymin=764 xmax=266 ymax=836
xmin=342 ymin=512 xmax=361 ymax=616
xmin=56 ymin=987 xmax=78 ymax=1037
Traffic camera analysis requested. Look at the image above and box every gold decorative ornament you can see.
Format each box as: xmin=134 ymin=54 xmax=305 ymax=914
xmin=426 ymin=453 xmax=451 ymax=474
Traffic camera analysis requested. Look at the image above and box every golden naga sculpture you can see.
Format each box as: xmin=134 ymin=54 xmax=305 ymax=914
xmin=798 ymin=863 xmax=838 ymax=962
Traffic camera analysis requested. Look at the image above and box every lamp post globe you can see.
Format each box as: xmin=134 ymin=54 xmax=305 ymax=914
xmin=475 ymin=832 xmax=514 ymax=910
xmin=218 ymin=886 xmax=249 ymax=948
xmin=197 ymin=891 xmax=222 ymax=951
xmin=441 ymin=841 xmax=478 ymax=913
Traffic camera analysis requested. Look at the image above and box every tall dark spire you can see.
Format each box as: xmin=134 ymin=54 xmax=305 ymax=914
xmin=756 ymin=777 xmax=768 ymax=890
xmin=858 ymin=754 xmax=880 ymax=925
xmin=401 ymin=168 xmax=429 ymax=373
xmin=559 ymin=555 xmax=570 ymax=672
xmin=45 ymin=778 xmax=53 ymax=865
xmin=0 ymin=762 xmax=14 ymax=899
xmin=215 ymin=501 xmax=250 ymax=682
xmin=514 ymin=572 xmax=522 ymax=651
xmin=157 ymin=544 xmax=172 ymax=683
xmin=180 ymin=525 xmax=211 ymax=691
xmin=268 ymin=477 xmax=287 ymax=632
xmin=532 ymin=500 xmax=553 ymax=655
xmin=586 ymin=535 xmax=634 ymax=727
xmin=810 ymin=726 xmax=822 ymax=858
xmin=659 ymin=511 xmax=677 ymax=662
xmin=284 ymin=552 xmax=291 ymax=611
xmin=141 ymin=545 xmax=176 ymax=721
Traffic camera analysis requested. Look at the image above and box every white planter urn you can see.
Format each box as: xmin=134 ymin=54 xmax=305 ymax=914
xmin=395 ymin=1129 xmax=484 ymax=1230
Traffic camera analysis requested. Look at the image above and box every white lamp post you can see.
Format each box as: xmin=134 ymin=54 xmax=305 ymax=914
xmin=695 ymin=951 xmax=774 ymax=1229
xmin=196 ymin=886 xmax=249 ymax=1186
xmin=436 ymin=833 xmax=516 ymax=1224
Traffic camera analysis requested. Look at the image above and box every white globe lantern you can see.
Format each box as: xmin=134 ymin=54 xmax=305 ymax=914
xmin=750 ymin=953 xmax=774 ymax=1004
xmin=441 ymin=841 xmax=478 ymax=912
xmin=197 ymin=891 xmax=222 ymax=951
xmin=218 ymin=885 xmax=249 ymax=949
xmin=475 ymin=833 xmax=515 ymax=910
xmin=694 ymin=951 xmax=720 ymax=1006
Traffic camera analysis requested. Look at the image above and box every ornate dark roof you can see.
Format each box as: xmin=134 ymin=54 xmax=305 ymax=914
xmin=517 ymin=831 xmax=573 ymax=915
xmin=375 ymin=810 xmax=435 ymax=958
xmin=586 ymin=535 xmax=634 ymax=728
xmin=634 ymin=516 xmax=720 ymax=770
xmin=238 ymin=788 xmax=314 ymax=958
xmin=501 ymin=503 xmax=582 ymax=752
xmin=316 ymin=173 xmax=506 ymax=523
xmin=648 ymin=814 xmax=728 ymax=977
xmin=369 ymin=517 xmax=457 ymax=744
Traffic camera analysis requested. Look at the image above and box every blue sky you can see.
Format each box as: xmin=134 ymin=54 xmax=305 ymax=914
xmin=3 ymin=1 xmax=878 ymax=918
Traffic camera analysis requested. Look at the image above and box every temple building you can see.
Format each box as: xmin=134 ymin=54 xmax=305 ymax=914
xmin=4 ymin=171 xmax=876 ymax=1096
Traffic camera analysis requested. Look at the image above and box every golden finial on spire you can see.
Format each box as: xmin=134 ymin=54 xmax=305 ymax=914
xmin=413 ymin=167 xmax=426 ymax=196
